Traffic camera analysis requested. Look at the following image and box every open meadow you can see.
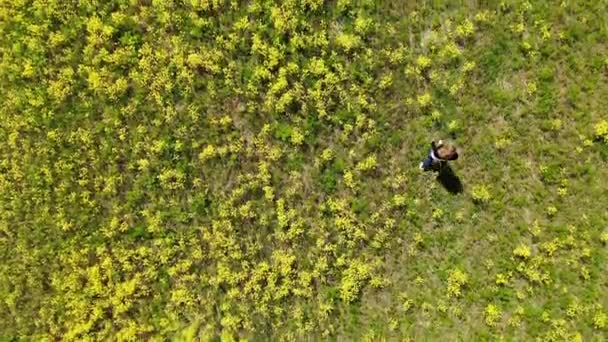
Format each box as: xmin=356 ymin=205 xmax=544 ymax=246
xmin=1 ymin=0 xmax=607 ymax=340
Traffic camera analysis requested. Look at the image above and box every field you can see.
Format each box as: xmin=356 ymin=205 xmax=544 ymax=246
xmin=1 ymin=0 xmax=608 ymax=340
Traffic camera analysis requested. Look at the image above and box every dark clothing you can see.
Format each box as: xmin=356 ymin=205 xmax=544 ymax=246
xmin=420 ymin=150 xmax=446 ymax=171
xmin=420 ymin=141 xmax=458 ymax=171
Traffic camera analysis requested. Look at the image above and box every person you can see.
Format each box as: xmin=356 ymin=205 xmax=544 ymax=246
xmin=419 ymin=139 xmax=458 ymax=172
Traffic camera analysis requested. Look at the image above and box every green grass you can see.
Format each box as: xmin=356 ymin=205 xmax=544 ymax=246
xmin=0 ymin=0 xmax=607 ymax=340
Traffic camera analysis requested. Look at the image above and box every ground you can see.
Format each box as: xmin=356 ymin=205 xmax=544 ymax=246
xmin=0 ymin=0 xmax=607 ymax=340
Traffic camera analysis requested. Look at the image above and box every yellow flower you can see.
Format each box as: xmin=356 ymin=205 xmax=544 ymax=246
xmin=447 ymin=268 xmax=468 ymax=298
xmin=417 ymin=92 xmax=432 ymax=107
xmin=595 ymin=120 xmax=608 ymax=141
xmin=392 ymin=194 xmax=406 ymax=207
xmin=415 ymin=56 xmax=431 ymax=69
xmin=290 ymin=128 xmax=304 ymax=145
xmin=526 ymin=81 xmax=537 ymax=95
xmin=137 ymin=159 xmax=150 ymax=171
xmin=355 ymin=155 xmax=377 ymax=171
xmin=594 ymin=311 xmax=608 ymax=329
xmin=513 ymin=245 xmax=531 ymax=259
xmin=199 ymin=144 xmax=216 ymax=160
xmin=455 ymin=19 xmax=475 ymax=38
xmin=472 ymin=184 xmax=491 ymax=203
xmin=484 ymin=304 xmax=501 ymax=326
xmin=321 ymin=148 xmax=334 ymax=161
xmin=512 ymin=22 xmax=525 ymax=33
xmin=474 ymin=10 xmax=491 ymax=23
xmin=335 ymin=32 xmax=361 ymax=51
xmin=343 ymin=171 xmax=356 ymax=189
xmin=379 ymin=73 xmax=393 ymax=89
xmin=354 ymin=15 xmax=372 ymax=34
xmin=463 ymin=61 xmax=476 ymax=72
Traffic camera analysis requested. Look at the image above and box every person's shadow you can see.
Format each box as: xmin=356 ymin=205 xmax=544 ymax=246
xmin=436 ymin=165 xmax=463 ymax=194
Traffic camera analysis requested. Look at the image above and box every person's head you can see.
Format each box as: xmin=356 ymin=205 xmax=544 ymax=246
xmin=437 ymin=143 xmax=457 ymax=160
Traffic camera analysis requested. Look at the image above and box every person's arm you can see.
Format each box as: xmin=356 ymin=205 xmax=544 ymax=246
xmin=431 ymin=140 xmax=444 ymax=151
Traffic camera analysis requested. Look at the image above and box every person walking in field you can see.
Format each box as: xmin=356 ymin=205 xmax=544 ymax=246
xmin=419 ymin=139 xmax=458 ymax=172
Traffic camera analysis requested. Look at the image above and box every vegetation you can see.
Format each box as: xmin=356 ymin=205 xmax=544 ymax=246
xmin=1 ymin=0 xmax=607 ymax=340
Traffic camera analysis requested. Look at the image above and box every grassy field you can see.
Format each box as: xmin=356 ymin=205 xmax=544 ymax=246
xmin=1 ymin=0 xmax=607 ymax=340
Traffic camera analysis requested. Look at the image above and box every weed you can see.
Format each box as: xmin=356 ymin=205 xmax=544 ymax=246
xmin=0 ymin=1 xmax=607 ymax=340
